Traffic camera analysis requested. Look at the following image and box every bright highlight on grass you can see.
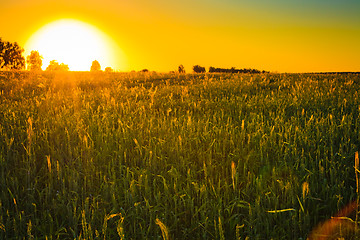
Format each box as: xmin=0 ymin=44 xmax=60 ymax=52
xmin=24 ymin=19 xmax=126 ymax=71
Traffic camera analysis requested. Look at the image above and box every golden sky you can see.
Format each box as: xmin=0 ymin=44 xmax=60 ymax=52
xmin=1 ymin=0 xmax=359 ymax=72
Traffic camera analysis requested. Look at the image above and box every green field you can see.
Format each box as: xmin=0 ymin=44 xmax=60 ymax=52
xmin=0 ymin=71 xmax=360 ymax=239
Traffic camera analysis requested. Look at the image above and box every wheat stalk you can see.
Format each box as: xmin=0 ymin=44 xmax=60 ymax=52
xmin=156 ymin=218 xmax=170 ymax=240
xmin=355 ymin=151 xmax=359 ymax=234
xmin=231 ymin=161 xmax=236 ymax=191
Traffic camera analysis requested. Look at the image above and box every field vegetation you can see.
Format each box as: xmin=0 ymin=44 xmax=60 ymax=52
xmin=0 ymin=71 xmax=360 ymax=239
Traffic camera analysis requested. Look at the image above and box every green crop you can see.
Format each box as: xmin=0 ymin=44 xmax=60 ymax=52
xmin=0 ymin=71 xmax=359 ymax=239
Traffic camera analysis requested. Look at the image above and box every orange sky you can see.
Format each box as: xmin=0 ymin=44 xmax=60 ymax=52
xmin=1 ymin=0 xmax=359 ymax=72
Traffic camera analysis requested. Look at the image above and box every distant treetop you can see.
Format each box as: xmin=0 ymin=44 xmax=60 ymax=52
xmin=178 ymin=64 xmax=185 ymax=73
xmin=46 ymin=60 xmax=69 ymax=71
xmin=91 ymin=60 xmax=101 ymax=72
xmin=26 ymin=50 xmax=43 ymax=71
xmin=193 ymin=65 xmax=206 ymax=73
xmin=105 ymin=67 xmax=113 ymax=72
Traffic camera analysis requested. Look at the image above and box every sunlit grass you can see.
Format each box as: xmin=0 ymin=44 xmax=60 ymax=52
xmin=0 ymin=71 xmax=359 ymax=239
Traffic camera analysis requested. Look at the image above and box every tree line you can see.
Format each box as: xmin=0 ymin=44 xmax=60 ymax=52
xmin=1 ymin=37 xmax=269 ymax=74
xmin=208 ymin=66 xmax=269 ymax=74
xmin=177 ymin=65 xmax=269 ymax=74
xmin=0 ymin=38 xmax=111 ymax=72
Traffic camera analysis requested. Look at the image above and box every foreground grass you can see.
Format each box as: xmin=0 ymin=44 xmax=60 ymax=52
xmin=0 ymin=71 xmax=360 ymax=239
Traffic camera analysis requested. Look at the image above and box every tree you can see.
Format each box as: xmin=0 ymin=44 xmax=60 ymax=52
xmin=0 ymin=38 xmax=25 ymax=70
xmin=105 ymin=67 xmax=113 ymax=72
xmin=193 ymin=65 xmax=205 ymax=73
xmin=26 ymin=50 xmax=43 ymax=71
xmin=178 ymin=64 xmax=185 ymax=73
xmin=59 ymin=63 xmax=69 ymax=71
xmin=46 ymin=60 xmax=69 ymax=71
xmin=90 ymin=60 xmax=101 ymax=72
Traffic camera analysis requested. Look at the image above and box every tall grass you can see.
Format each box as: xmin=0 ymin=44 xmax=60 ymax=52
xmin=0 ymin=71 xmax=359 ymax=239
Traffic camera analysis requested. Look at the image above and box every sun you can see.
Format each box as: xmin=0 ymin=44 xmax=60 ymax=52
xmin=25 ymin=19 xmax=126 ymax=71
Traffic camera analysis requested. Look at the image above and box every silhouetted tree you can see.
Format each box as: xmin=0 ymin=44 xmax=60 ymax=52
xmin=0 ymin=38 xmax=25 ymax=70
xmin=209 ymin=66 xmax=216 ymax=73
xmin=90 ymin=60 xmax=101 ymax=72
xmin=26 ymin=50 xmax=43 ymax=71
xmin=46 ymin=60 xmax=69 ymax=71
xmin=178 ymin=64 xmax=185 ymax=73
xmin=105 ymin=67 xmax=113 ymax=72
xmin=140 ymin=69 xmax=149 ymax=72
xmin=193 ymin=65 xmax=205 ymax=73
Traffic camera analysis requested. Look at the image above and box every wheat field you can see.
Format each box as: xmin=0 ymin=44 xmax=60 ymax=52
xmin=0 ymin=71 xmax=359 ymax=239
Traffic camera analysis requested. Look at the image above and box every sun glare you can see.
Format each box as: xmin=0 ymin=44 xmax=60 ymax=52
xmin=25 ymin=19 xmax=126 ymax=71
